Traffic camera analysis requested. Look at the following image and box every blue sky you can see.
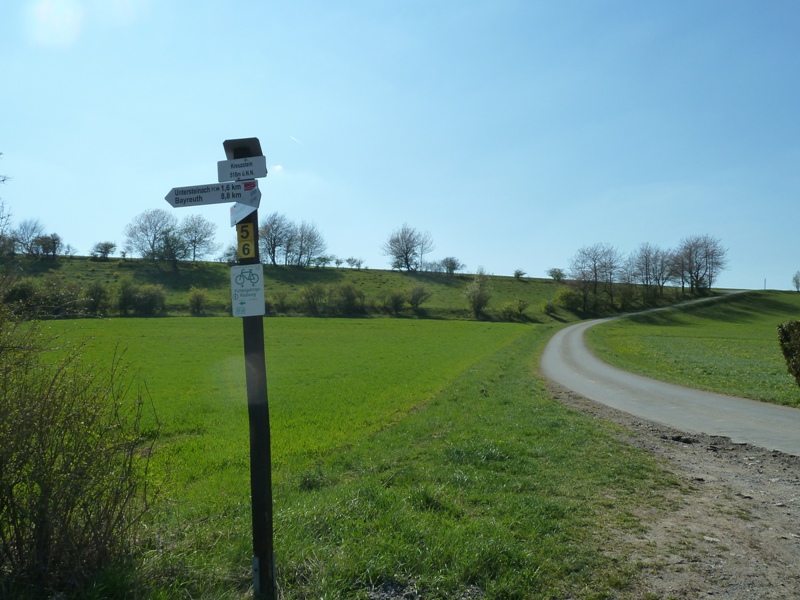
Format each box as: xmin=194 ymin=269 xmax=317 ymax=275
xmin=1 ymin=0 xmax=798 ymax=289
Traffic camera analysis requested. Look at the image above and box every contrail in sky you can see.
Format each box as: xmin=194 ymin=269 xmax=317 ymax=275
xmin=290 ymin=136 xmax=302 ymax=144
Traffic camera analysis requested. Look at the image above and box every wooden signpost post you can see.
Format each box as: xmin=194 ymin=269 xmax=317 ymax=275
xmin=165 ymin=138 xmax=275 ymax=599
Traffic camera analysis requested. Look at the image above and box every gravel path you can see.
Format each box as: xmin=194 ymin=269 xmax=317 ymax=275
xmin=550 ymin=385 xmax=800 ymax=599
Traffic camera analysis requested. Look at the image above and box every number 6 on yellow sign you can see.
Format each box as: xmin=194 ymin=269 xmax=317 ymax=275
xmin=237 ymin=222 xmax=255 ymax=259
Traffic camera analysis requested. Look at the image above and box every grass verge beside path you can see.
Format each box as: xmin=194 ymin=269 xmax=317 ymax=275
xmin=585 ymin=290 xmax=800 ymax=407
xmin=270 ymin=325 xmax=680 ymax=599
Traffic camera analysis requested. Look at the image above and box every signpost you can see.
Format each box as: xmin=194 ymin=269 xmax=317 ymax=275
xmin=164 ymin=180 xmax=261 ymax=208
xmin=164 ymin=138 xmax=275 ymax=599
xmin=218 ymin=155 xmax=268 ymax=182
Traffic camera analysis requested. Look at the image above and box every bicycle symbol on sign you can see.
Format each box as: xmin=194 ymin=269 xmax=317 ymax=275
xmin=235 ymin=268 xmax=260 ymax=286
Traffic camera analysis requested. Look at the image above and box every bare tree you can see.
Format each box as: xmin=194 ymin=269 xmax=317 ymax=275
xmin=464 ymin=267 xmax=492 ymax=318
xmin=258 ymin=211 xmax=292 ymax=266
xmin=157 ymin=226 xmax=190 ymax=269
xmin=13 ymin=219 xmax=46 ymax=256
xmin=382 ymin=224 xmax=434 ymax=271
xmin=675 ymin=234 xmax=728 ymax=293
xmin=793 ymin=271 xmax=800 ymax=293
xmin=441 ymin=256 xmax=465 ymax=275
xmin=91 ymin=241 xmax=117 ymax=260
xmin=630 ymin=242 xmax=675 ymax=299
xmin=286 ymin=221 xmax=326 ymax=267
xmin=180 ymin=214 xmax=218 ymax=261
xmin=629 ymin=242 xmax=656 ymax=294
xmin=650 ymin=247 xmax=675 ymax=297
xmin=0 ymin=210 xmax=13 ymax=256
xmin=0 ymin=153 xmax=8 ymax=185
xmin=33 ymin=233 xmax=62 ymax=258
xmin=0 ymin=156 xmax=11 ymax=254
xmin=219 ymin=243 xmax=238 ymax=264
xmin=346 ymin=257 xmax=365 ymax=270
xmin=569 ymin=243 xmax=621 ymax=311
xmin=124 ymin=209 xmax=177 ymax=260
xmin=703 ymin=235 xmax=728 ymax=288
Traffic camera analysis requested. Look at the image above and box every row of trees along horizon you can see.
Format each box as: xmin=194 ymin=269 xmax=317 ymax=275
xmin=0 ymin=199 xmax=730 ymax=319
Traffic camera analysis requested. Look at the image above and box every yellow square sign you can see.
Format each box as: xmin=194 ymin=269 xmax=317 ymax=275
xmin=237 ymin=222 xmax=255 ymax=259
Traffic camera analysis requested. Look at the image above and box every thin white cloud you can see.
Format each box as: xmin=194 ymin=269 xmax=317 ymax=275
xmin=25 ymin=0 xmax=85 ymax=47
xmin=289 ymin=136 xmax=302 ymax=145
xmin=23 ymin=0 xmax=148 ymax=47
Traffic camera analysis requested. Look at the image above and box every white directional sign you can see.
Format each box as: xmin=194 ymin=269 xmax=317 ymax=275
xmin=165 ymin=180 xmax=260 ymax=208
xmin=218 ymin=155 xmax=268 ymax=182
xmin=230 ymin=201 xmax=259 ymax=227
xmin=231 ymin=264 xmax=265 ymax=317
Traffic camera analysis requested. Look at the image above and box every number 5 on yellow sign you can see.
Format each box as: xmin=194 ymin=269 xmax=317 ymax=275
xmin=237 ymin=222 xmax=255 ymax=259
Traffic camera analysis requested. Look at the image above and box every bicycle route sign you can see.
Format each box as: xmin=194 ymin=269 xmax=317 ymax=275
xmin=230 ymin=264 xmax=265 ymax=317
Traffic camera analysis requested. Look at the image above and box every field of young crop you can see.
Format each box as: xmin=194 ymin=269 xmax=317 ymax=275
xmin=45 ymin=317 xmax=530 ymax=492
xmin=39 ymin=316 xmax=678 ymax=599
xmin=585 ymin=291 xmax=800 ymax=407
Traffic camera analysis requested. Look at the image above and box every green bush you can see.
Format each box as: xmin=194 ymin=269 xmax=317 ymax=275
xmin=330 ymin=283 xmax=365 ymax=315
xmin=464 ymin=269 xmax=491 ymax=319
xmin=299 ymin=283 xmax=327 ymax=316
xmin=499 ymin=299 xmax=529 ymax=322
xmin=116 ymin=279 xmax=167 ymax=317
xmin=272 ymin=290 xmax=291 ymax=313
xmin=133 ymin=284 xmax=166 ymax=316
xmin=39 ymin=277 xmax=82 ymax=317
xmin=408 ymin=285 xmax=432 ymax=313
xmin=82 ymin=280 xmax=111 ymax=316
xmin=0 ymin=296 xmax=158 ymax=596
xmin=554 ymin=287 xmax=583 ymax=313
xmin=541 ymin=298 xmax=557 ymax=318
xmin=1 ymin=277 xmax=39 ymax=312
xmin=379 ymin=289 xmax=406 ymax=315
xmin=117 ymin=278 xmax=138 ymax=316
xmin=188 ymin=286 xmax=209 ymax=316
xmin=778 ymin=321 xmax=800 ymax=387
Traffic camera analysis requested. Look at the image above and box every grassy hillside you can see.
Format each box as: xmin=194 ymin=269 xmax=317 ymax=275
xmin=9 ymin=256 xmax=572 ymax=320
xmin=585 ymin=291 xmax=800 ymax=406
xmin=7 ymin=255 xmax=700 ymax=321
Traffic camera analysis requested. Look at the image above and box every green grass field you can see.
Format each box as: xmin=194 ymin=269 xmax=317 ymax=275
xmin=585 ymin=291 xmax=800 ymax=406
xmin=40 ymin=317 xmax=679 ymax=599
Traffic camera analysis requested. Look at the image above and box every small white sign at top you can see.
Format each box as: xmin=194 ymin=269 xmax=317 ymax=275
xmin=218 ymin=155 xmax=268 ymax=182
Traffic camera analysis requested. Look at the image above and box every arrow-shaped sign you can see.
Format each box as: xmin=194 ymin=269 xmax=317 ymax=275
xmin=230 ymin=200 xmax=260 ymax=226
xmin=165 ymin=180 xmax=260 ymax=208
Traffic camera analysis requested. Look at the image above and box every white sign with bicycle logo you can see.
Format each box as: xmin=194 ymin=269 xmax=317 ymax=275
xmin=231 ymin=264 xmax=265 ymax=317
